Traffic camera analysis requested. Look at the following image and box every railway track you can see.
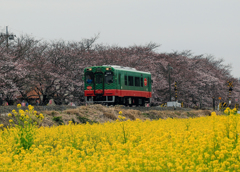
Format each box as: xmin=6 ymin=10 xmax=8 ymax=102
xmin=108 ymin=105 xmax=201 ymax=112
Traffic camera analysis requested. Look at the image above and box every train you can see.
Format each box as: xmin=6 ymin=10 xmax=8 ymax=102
xmin=84 ymin=65 xmax=152 ymax=106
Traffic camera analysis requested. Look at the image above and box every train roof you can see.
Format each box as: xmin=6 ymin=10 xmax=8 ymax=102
xmin=84 ymin=65 xmax=151 ymax=74
xmin=102 ymin=65 xmax=151 ymax=74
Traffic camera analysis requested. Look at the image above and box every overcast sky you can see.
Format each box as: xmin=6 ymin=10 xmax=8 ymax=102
xmin=1 ymin=0 xmax=240 ymax=78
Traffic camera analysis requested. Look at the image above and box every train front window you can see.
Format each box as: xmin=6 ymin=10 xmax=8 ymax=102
xmin=86 ymin=74 xmax=93 ymax=84
xmin=105 ymin=72 xmax=113 ymax=84
xmin=96 ymin=74 xmax=103 ymax=84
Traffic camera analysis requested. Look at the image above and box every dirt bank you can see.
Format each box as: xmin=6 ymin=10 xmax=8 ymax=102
xmin=0 ymin=104 xmax=221 ymax=127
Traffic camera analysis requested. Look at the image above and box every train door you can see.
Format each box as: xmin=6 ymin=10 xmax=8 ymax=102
xmin=148 ymin=77 xmax=151 ymax=97
xmin=118 ymin=73 xmax=122 ymax=96
xmin=94 ymin=73 xmax=104 ymax=95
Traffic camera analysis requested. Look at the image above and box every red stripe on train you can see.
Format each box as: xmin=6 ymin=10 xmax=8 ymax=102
xmin=84 ymin=89 xmax=151 ymax=98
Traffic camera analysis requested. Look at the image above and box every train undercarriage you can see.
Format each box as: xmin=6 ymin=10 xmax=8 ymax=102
xmin=85 ymin=95 xmax=150 ymax=106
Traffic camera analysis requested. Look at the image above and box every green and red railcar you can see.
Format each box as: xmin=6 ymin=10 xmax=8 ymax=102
xmin=84 ymin=65 xmax=152 ymax=106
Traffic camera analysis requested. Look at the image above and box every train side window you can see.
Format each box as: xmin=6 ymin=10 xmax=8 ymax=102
xmin=135 ymin=77 xmax=140 ymax=86
xmin=141 ymin=77 xmax=143 ymax=87
xmin=119 ymin=74 xmax=121 ymax=84
xmin=128 ymin=76 xmax=133 ymax=86
xmin=125 ymin=75 xmax=127 ymax=85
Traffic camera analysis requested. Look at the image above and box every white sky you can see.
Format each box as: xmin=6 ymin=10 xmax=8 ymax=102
xmin=1 ymin=0 xmax=240 ymax=78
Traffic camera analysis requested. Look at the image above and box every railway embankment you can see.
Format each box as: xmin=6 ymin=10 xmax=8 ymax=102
xmin=0 ymin=105 xmax=77 ymax=114
xmin=0 ymin=104 xmax=220 ymax=127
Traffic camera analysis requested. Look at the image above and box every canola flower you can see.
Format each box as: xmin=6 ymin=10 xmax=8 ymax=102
xmin=17 ymin=103 xmax=21 ymax=108
xmin=4 ymin=105 xmax=45 ymax=151
xmin=0 ymin=108 xmax=240 ymax=171
xmin=118 ymin=115 xmax=125 ymax=120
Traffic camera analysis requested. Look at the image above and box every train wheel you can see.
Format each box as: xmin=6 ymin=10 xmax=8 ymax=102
xmin=135 ymin=98 xmax=139 ymax=106
xmin=125 ymin=97 xmax=129 ymax=107
xmin=115 ymin=97 xmax=119 ymax=105
xmin=141 ymin=98 xmax=145 ymax=107
xmin=129 ymin=97 xmax=133 ymax=107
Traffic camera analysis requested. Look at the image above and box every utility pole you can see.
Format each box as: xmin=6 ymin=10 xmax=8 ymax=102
xmin=167 ymin=64 xmax=173 ymax=102
xmin=227 ymin=81 xmax=233 ymax=108
xmin=0 ymin=26 xmax=16 ymax=54
xmin=173 ymin=81 xmax=178 ymax=110
xmin=198 ymin=80 xmax=204 ymax=110
xmin=174 ymin=81 xmax=177 ymax=102
xmin=212 ymin=82 xmax=216 ymax=110
xmin=212 ymin=97 xmax=215 ymax=111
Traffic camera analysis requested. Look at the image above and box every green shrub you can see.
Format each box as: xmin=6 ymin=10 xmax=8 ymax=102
xmin=78 ymin=116 xmax=97 ymax=124
xmin=53 ymin=116 xmax=63 ymax=125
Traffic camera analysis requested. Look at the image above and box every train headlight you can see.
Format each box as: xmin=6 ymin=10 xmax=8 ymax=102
xmin=87 ymin=68 xmax=92 ymax=71
xmin=106 ymin=68 xmax=109 ymax=70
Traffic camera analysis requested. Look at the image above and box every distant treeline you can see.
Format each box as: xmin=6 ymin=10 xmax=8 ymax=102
xmin=0 ymin=34 xmax=238 ymax=106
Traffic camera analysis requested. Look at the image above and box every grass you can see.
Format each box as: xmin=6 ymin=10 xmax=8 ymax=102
xmin=103 ymin=112 xmax=117 ymax=120
xmin=77 ymin=116 xmax=97 ymax=124
xmin=23 ymin=105 xmax=213 ymax=127
xmin=142 ymin=113 xmax=150 ymax=117
xmin=52 ymin=116 xmax=64 ymax=125
xmin=175 ymin=112 xmax=181 ymax=116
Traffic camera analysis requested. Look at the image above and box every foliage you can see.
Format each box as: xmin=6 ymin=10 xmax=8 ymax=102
xmin=77 ymin=116 xmax=97 ymax=124
xmin=224 ymin=107 xmax=238 ymax=116
xmin=52 ymin=116 xmax=64 ymax=125
xmin=7 ymin=104 xmax=44 ymax=150
xmin=1 ymin=109 xmax=240 ymax=171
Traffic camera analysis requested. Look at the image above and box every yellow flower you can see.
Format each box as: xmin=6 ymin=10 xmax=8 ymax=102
xmin=211 ymin=112 xmax=217 ymax=117
xmin=167 ymin=162 xmax=173 ymax=168
xmin=28 ymin=105 xmax=34 ymax=111
xmin=118 ymin=115 xmax=126 ymax=120
xmin=119 ymin=111 xmax=122 ymax=115
xmin=5 ymin=106 xmax=240 ymax=171
xmin=8 ymin=113 xmax=12 ymax=117
xmin=218 ymin=153 xmax=224 ymax=159
xmin=39 ymin=113 xmax=44 ymax=119
xmin=17 ymin=104 xmax=21 ymax=108
xmin=19 ymin=109 xmax=25 ymax=114
xmin=9 ymin=119 xmax=13 ymax=123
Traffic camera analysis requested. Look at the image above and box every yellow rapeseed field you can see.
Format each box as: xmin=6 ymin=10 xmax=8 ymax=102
xmin=0 ymin=106 xmax=240 ymax=171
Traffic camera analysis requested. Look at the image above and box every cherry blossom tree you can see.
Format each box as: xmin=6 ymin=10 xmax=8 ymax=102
xmin=0 ymin=34 xmax=239 ymax=107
